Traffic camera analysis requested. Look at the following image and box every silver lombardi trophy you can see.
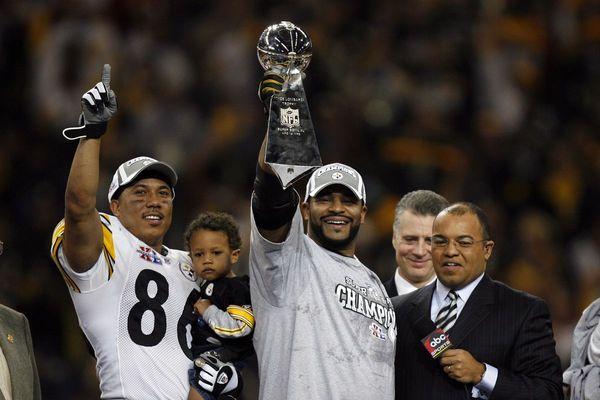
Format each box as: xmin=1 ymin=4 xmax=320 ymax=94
xmin=257 ymin=21 xmax=322 ymax=188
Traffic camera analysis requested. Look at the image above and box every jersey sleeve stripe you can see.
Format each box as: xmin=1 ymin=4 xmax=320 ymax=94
xmin=95 ymin=213 xmax=116 ymax=279
xmin=103 ymin=248 xmax=114 ymax=279
xmin=101 ymin=224 xmax=116 ymax=267
xmin=49 ymin=215 xmax=116 ymax=291
xmin=50 ymin=232 xmax=81 ymax=293
xmin=51 ymin=220 xmax=65 ymax=250
xmin=103 ymin=245 xmax=115 ymax=265
xmin=100 ymin=213 xmax=116 ymax=264
xmin=101 ymin=220 xmax=115 ymax=279
xmin=226 ymin=305 xmax=255 ymax=330
xmin=99 ymin=213 xmax=112 ymax=231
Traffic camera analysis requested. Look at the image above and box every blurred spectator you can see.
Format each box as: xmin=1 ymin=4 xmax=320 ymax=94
xmin=563 ymin=297 xmax=600 ymax=400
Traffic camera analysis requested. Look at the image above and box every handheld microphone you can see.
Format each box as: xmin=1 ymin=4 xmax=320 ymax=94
xmin=422 ymin=329 xmax=472 ymax=399
xmin=421 ymin=328 xmax=452 ymax=359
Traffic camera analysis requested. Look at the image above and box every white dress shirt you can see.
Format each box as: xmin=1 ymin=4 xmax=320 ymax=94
xmin=0 ymin=344 xmax=12 ymax=400
xmin=431 ymin=274 xmax=498 ymax=399
xmin=394 ymin=269 xmax=436 ymax=296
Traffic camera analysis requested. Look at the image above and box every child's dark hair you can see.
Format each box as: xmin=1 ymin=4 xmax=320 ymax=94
xmin=184 ymin=211 xmax=242 ymax=251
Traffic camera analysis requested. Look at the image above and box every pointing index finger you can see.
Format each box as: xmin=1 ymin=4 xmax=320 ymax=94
xmin=102 ymin=64 xmax=111 ymax=88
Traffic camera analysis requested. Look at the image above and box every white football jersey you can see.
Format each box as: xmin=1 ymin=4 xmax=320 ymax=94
xmin=51 ymin=213 xmax=200 ymax=399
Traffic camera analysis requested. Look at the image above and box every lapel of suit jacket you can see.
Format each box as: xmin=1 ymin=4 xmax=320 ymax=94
xmin=447 ymin=274 xmax=495 ymax=348
xmin=384 ymin=277 xmax=398 ymax=297
xmin=408 ymin=282 xmax=437 ymax=339
xmin=0 ymin=309 xmax=26 ymax=400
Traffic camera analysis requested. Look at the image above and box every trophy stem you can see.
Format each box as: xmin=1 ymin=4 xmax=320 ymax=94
xmin=282 ymin=60 xmax=297 ymax=92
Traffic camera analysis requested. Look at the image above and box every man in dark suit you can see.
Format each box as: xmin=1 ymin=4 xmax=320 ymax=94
xmin=384 ymin=190 xmax=448 ymax=297
xmin=0 ymin=242 xmax=42 ymax=400
xmin=0 ymin=305 xmax=41 ymax=400
xmin=393 ymin=203 xmax=563 ymax=400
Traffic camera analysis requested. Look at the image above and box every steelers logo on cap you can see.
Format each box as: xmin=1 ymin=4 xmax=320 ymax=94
xmin=332 ymin=172 xmax=343 ymax=180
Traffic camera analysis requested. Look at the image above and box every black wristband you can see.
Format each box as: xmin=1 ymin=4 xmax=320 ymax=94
xmin=252 ymin=164 xmax=297 ymax=230
xmin=62 ymin=120 xmax=108 ymax=141
xmin=253 ymin=165 xmax=284 ymax=199
xmin=84 ymin=121 xmax=108 ymax=139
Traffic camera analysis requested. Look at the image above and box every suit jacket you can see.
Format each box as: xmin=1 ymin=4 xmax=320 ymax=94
xmin=0 ymin=305 xmax=41 ymax=400
xmin=384 ymin=276 xmax=398 ymax=298
xmin=393 ymin=275 xmax=563 ymax=400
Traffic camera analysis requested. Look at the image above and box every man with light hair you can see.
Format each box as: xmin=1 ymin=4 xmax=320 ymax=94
xmin=384 ymin=190 xmax=449 ymax=297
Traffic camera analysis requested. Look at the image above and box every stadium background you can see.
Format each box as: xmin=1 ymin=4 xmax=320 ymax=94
xmin=0 ymin=1 xmax=598 ymax=398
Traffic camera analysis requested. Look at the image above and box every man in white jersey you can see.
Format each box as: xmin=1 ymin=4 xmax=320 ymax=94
xmin=49 ymin=65 xmax=206 ymax=399
xmin=247 ymin=71 xmax=396 ymax=399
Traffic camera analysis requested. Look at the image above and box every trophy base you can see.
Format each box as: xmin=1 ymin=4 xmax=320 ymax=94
xmin=267 ymin=163 xmax=316 ymax=189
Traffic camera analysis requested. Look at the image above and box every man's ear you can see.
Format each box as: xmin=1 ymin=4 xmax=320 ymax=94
xmin=109 ymin=199 xmax=120 ymax=216
xmin=483 ymin=240 xmax=495 ymax=261
xmin=300 ymin=201 xmax=310 ymax=221
xmin=360 ymin=204 xmax=367 ymax=224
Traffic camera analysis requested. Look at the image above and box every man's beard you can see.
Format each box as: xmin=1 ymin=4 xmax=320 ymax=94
xmin=309 ymin=218 xmax=361 ymax=254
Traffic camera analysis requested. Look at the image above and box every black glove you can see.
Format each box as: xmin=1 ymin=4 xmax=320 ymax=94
xmin=258 ymin=66 xmax=285 ymax=112
xmin=62 ymin=64 xmax=117 ymax=140
xmin=194 ymin=352 xmax=242 ymax=398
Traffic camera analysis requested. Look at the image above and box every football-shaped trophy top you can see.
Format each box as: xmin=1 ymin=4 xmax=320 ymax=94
xmin=257 ymin=21 xmax=312 ymax=72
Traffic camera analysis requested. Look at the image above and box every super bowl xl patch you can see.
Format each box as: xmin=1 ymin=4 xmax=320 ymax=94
xmin=137 ymin=246 xmax=162 ymax=265
xmin=370 ymin=322 xmax=387 ymax=341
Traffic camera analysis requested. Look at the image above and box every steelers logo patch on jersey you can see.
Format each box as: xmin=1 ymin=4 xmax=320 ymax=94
xmin=179 ymin=261 xmax=197 ymax=282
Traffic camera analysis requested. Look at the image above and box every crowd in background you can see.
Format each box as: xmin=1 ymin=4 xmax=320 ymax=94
xmin=0 ymin=0 xmax=598 ymax=398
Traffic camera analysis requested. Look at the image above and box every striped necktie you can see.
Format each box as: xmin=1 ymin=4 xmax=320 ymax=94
xmin=435 ymin=290 xmax=458 ymax=330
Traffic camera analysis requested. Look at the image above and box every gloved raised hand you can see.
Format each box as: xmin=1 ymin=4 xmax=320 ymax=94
xmin=258 ymin=66 xmax=285 ymax=111
xmin=194 ymin=352 xmax=242 ymax=398
xmin=63 ymin=64 xmax=117 ymax=140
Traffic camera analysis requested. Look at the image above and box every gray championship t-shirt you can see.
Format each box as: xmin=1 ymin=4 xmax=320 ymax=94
xmin=250 ymin=207 xmax=396 ymax=400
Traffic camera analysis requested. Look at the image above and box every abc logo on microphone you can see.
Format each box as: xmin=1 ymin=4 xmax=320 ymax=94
xmin=421 ymin=328 xmax=452 ymax=359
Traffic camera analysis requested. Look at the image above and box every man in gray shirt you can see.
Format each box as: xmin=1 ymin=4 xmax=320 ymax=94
xmin=247 ymin=76 xmax=396 ymax=399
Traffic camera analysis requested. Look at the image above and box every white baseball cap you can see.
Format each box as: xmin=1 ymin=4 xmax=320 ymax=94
xmin=107 ymin=156 xmax=177 ymax=202
xmin=304 ymin=163 xmax=366 ymax=204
